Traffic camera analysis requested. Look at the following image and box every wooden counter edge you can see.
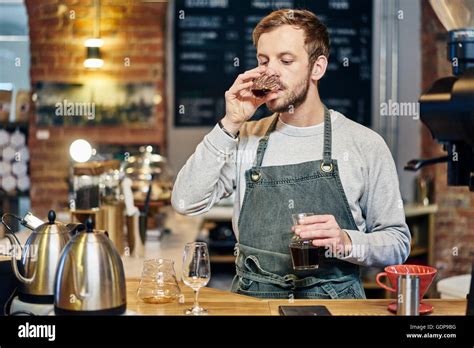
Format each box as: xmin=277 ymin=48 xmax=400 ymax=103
xmin=125 ymin=279 xmax=467 ymax=316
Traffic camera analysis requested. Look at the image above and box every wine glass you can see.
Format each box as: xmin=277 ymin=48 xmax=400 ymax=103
xmin=182 ymin=242 xmax=211 ymax=315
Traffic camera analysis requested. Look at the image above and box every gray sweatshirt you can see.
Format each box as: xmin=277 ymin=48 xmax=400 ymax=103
xmin=172 ymin=109 xmax=411 ymax=267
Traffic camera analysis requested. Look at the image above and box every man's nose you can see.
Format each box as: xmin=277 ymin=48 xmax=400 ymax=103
xmin=265 ymin=65 xmax=279 ymax=77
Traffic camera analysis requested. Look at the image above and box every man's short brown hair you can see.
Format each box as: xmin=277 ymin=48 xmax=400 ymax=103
xmin=252 ymin=9 xmax=330 ymax=68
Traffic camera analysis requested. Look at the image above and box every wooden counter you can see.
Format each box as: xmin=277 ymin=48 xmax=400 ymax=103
xmin=126 ymin=279 xmax=467 ymax=316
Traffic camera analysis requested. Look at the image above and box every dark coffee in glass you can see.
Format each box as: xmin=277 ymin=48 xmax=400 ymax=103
xmin=290 ymin=213 xmax=320 ymax=270
xmin=289 ymin=240 xmax=319 ymax=270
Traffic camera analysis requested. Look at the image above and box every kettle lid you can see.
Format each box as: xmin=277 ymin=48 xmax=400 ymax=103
xmin=47 ymin=210 xmax=56 ymax=224
xmin=71 ymin=217 xmax=112 ymax=246
xmin=85 ymin=218 xmax=95 ymax=233
xmin=81 ymin=217 xmax=108 ymax=238
xmin=35 ymin=210 xmax=69 ymax=235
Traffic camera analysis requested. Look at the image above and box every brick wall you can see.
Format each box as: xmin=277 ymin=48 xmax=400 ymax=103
xmin=421 ymin=2 xmax=474 ymax=278
xmin=25 ymin=0 xmax=167 ymax=217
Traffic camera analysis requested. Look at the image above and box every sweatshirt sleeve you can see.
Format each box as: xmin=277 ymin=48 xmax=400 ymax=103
xmin=171 ymin=124 xmax=238 ymax=216
xmin=340 ymin=135 xmax=411 ymax=267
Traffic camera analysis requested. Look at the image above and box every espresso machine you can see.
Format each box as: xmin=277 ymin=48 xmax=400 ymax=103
xmin=404 ymin=0 xmax=474 ymax=315
xmin=405 ymin=3 xmax=474 ymax=189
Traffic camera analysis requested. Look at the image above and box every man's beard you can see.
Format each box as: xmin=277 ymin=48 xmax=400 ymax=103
xmin=267 ymin=71 xmax=311 ymax=113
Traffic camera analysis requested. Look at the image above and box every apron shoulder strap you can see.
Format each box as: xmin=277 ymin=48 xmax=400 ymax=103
xmin=254 ymin=106 xmax=333 ymax=169
xmin=255 ymin=113 xmax=279 ymax=167
xmin=322 ymin=106 xmax=332 ymax=168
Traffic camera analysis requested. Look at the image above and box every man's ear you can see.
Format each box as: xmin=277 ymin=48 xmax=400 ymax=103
xmin=310 ymin=55 xmax=328 ymax=82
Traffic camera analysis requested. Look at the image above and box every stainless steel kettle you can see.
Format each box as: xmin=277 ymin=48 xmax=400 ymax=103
xmin=3 ymin=210 xmax=83 ymax=304
xmin=54 ymin=219 xmax=127 ymax=315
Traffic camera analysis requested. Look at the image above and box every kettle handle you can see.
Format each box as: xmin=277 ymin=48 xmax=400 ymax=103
xmin=4 ymin=234 xmax=35 ymax=284
xmin=66 ymin=223 xmax=85 ymax=236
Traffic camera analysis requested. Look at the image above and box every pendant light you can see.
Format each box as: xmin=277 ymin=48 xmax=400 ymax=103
xmin=84 ymin=0 xmax=104 ymax=69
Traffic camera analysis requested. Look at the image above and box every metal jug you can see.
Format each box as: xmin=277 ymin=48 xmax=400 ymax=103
xmin=3 ymin=210 xmax=84 ymax=304
xmin=54 ymin=219 xmax=127 ymax=315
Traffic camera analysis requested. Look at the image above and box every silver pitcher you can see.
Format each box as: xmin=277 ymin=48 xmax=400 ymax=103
xmin=54 ymin=219 xmax=127 ymax=315
xmin=3 ymin=210 xmax=84 ymax=304
xmin=397 ymin=274 xmax=420 ymax=316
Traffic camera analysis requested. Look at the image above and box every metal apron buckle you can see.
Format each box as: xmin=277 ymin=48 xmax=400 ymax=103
xmin=320 ymin=161 xmax=333 ymax=173
xmin=250 ymin=170 xmax=261 ymax=182
xmin=233 ymin=244 xmax=239 ymax=257
xmin=283 ymin=274 xmax=298 ymax=290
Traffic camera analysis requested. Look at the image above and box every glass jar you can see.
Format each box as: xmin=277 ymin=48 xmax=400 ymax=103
xmin=122 ymin=146 xmax=174 ymax=202
xmin=101 ymin=160 xmax=121 ymax=204
xmin=73 ymin=162 xmax=105 ymax=210
xmin=137 ymin=259 xmax=181 ymax=304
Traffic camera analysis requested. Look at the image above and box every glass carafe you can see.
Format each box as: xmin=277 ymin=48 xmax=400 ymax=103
xmin=137 ymin=259 xmax=181 ymax=304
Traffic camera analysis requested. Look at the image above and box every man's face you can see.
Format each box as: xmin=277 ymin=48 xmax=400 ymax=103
xmin=256 ymin=25 xmax=313 ymax=113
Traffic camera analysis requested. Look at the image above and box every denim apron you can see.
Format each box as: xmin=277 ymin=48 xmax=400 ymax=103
xmin=231 ymin=106 xmax=366 ymax=299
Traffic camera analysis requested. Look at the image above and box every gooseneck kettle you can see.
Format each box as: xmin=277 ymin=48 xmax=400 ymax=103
xmin=54 ymin=219 xmax=127 ymax=315
xmin=3 ymin=210 xmax=84 ymax=304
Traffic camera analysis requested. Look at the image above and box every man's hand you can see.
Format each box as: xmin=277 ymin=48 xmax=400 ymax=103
xmin=221 ymin=66 xmax=276 ymax=135
xmin=291 ymin=214 xmax=353 ymax=257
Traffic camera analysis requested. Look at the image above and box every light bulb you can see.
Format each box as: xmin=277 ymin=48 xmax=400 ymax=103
xmin=84 ymin=38 xmax=104 ymax=47
xmin=84 ymin=58 xmax=104 ymax=69
xmin=69 ymin=139 xmax=93 ymax=163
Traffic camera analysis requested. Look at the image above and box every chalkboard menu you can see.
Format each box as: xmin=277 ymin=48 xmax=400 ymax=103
xmin=173 ymin=0 xmax=372 ymax=127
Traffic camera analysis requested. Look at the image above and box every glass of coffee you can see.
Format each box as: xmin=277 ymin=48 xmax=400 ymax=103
xmin=290 ymin=213 xmax=320 ymax=270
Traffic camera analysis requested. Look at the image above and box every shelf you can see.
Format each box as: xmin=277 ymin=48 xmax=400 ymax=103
xmin=0 ymin=122 xmax=29 ymax=131
xmin=202 ymin=206 xmax=233 ymax=221
xmin=210 ymin=254 xmax=235 ymax=263
xmin=362 ymin=282 xmax=382 ymax=289
xmin=202 ymin=204 xmax=438 ymax=220
xmin=409 ymin=246 xmax=428 ymax=257
xmin=0 ymin=189 xmax=30 ymax=198
xmin=404 ymin=203 xmax=438 ymax=218
xmin=134 ymin=199 xmax=171 ymax=208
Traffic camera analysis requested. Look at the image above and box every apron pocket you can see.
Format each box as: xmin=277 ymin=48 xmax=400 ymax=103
xmin=348 ymin=281 xmax=366 ymax=299
xmin=296 ymin=288 xmax=333 ymax=299
xmin=237 ymin=288 xmax=291 ymax=299
xmin=233 ymin=275 xmax=291 ymax=299
xmin=329 ymin=280 xmax=365 ymax=299
xmin=299 ymin=280 xmax=364 ymax=299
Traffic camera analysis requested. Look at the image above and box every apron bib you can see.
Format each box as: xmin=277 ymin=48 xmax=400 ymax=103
xmin=231 ymin=106 xmax=366 ymax=299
